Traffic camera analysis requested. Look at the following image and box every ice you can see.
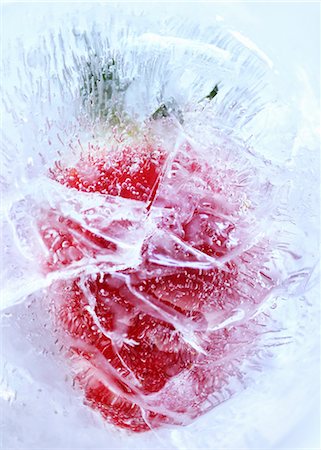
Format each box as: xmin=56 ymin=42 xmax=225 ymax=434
xmin=1 ymin=3 xmax=320 ymax=449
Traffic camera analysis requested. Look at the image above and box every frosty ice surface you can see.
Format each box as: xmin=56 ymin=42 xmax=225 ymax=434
xmin=1 ymin=3 xmax=319 ymax=449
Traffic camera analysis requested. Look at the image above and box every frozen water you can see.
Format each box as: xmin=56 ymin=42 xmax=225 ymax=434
xmin=1 ymin=2 xmax=320 ymax=449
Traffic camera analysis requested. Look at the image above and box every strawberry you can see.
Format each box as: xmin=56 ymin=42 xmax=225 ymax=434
xmin=51 ymin=144 xmax=166 ymax=203
xmin=39 ymin=136 xmax=274 ymax=432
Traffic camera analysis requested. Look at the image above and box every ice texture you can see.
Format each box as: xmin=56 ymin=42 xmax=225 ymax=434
xmin=1 ymin=3 xmax=320 ymax=449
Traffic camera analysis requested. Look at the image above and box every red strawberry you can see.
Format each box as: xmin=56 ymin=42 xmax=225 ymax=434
xmin=51 ymin=144 xmax=166 ymax=203
xmin=40 ymin=139 xmax=274 ymax=432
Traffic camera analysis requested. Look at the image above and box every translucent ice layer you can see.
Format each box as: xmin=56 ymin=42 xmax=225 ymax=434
xmin=1 ymin=3 xmax=320 ymax=449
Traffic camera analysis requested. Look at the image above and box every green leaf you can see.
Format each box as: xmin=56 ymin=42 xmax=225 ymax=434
xmin=151 ymin=103 xmax=170 ymax=120
xmin=80 ymin=53 xmax=130 ymax=122
xmin=205 ymin=84 xmax=219 ymax=100
xmin=151 ymin=98 xmax=184 ymax=124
